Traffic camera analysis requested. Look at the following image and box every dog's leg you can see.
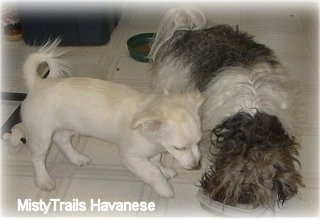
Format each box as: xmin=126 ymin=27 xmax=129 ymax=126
xmin=28 ymin=134 xmax=56 ymax=191
xmin=150 ymin=154 xmax=177 ymax=179
xmin=121 ymin=153 xmax=174 ymax=198
xmin=52 ymin=130 xmax=90 ymax=166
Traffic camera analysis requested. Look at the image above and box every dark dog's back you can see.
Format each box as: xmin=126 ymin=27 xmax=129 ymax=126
xmin=161 ymin=25 xmax=279 ymax=91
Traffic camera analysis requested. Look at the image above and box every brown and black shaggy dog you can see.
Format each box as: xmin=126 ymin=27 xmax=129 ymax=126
xmin=149 ymin=6 xmax=304 ymax=208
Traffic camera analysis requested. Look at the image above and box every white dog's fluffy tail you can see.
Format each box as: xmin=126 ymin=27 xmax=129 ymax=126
xmin=23 ymin=38 xmax=70 ymax=91
xmin=149 ymin=6 xmax=207 ymax=61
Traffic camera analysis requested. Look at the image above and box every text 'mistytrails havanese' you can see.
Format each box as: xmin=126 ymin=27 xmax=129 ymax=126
xmin=149 ymin=6 xmax=304 ymax=208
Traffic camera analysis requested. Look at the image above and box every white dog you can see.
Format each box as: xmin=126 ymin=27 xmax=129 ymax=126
xmin=20 ymin=39 xmax=203 ymax=198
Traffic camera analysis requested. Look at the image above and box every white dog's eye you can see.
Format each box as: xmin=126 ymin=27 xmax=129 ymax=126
xmin=173 ymin=146 xmax=186 ymax=151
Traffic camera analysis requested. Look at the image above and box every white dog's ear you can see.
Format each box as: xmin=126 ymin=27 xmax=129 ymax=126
xmin=184 ymin=89 xmax=204 ymax=110
xmin=130 ymin=112 xmax=165 ymax=138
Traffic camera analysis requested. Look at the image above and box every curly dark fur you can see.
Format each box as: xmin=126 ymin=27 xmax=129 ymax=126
xmin=161 ymin=25 xmax=279 ymax=91
xmin=200 ymin=111 xmax=304 ymax=208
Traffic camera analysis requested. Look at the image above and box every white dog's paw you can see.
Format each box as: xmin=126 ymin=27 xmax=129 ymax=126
xmin=36 ymin=177 xmax=56 ymax=191
xmin=70 ymin=153 xmax=91 ymax=166
xmin=152 ymin=181 xmax=175 ymax=198
xmin=161 ymin=166 xmax=177 ymax=179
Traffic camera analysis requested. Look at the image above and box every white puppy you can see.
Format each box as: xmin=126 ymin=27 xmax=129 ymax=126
xmin=20 ymin=39 xmax=203 ymax=198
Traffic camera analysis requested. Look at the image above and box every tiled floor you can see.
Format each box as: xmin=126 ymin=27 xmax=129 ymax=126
xmin=1 ymin=2 xmax=319 ymax=217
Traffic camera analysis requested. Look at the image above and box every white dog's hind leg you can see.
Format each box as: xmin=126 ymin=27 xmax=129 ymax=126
xmin=121 ymin=154 xmax=175 ymax=198
xmin=52 ymin=130 xmax=90 ymax=166
xmin=28 ymin=134 xmax=56 ymax=191
xmin=150 ymin=154 xmax=177 ymax=179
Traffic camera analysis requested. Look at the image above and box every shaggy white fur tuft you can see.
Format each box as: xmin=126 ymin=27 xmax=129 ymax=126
xmin=202 ymin=63 xmax=302 ymax=139
xmin=23 ymin=38 xmax=70 ymax=91
xmin=152 ymin=59 xmax=194 ymax=93
xmin=149 ymin=6 xmax=207 ymax=61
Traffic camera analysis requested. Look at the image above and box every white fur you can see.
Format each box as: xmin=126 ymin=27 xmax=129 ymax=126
xmin=23 ymin=38 xmax=70 ymax=91
xmin=153 ymin=60 xmax=301 ymax=145
xmin=152 ymin=55 xmax=194 ymax=93
xmin=21 ymin=40 xmax=203 ymax=198
xmin=149 ymin=5 xmax=207 ymax=61
xmin=202 ymin=63 xmax=301 ymax=138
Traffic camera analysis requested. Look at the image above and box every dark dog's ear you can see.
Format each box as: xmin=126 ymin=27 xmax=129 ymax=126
xmin=273 ymin=151 xmax=304 ymax=205
xmin=276 ymin=171 xmax=300 ymax=204
xmin=130 ymin=111 xmax=165 ymax=138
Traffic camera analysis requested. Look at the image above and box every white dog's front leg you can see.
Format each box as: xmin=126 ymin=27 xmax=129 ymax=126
xmin=150 ymin=154 xmax=177 ymax=179
xmin=33 ymin=158 xmax=55 ymax=191
xmin=122 ymin=154 xmax=175 ymax=198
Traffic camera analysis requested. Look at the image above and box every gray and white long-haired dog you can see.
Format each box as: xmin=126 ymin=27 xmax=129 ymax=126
xmin=149 ymin=6 xmax=304 ymax=208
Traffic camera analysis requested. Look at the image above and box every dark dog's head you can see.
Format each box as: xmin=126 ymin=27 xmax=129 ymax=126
xmin=200 ymin=111 xmax=304 ymax=208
